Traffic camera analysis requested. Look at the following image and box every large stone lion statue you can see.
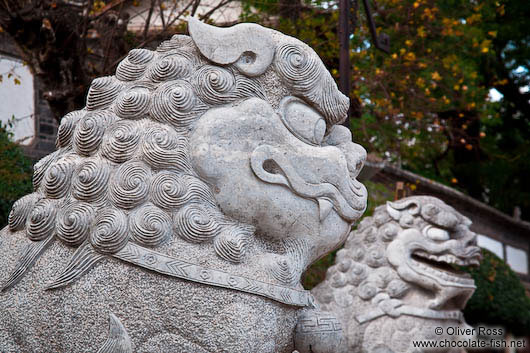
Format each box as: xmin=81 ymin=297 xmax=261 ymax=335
xmin=308 ymin=196 xmax=482 ymax=353
xmin=0 ymin=19 xmax=367 ymax=352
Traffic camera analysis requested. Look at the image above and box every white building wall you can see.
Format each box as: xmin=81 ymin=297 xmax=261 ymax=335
xmin=0 ymin=56 xmax=35 ymax=145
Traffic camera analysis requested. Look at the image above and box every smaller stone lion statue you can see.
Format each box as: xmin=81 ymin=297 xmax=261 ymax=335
xmin=305 ymin=196 xmax=482 ymax=353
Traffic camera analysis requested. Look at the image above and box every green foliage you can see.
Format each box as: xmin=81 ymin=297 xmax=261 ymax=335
xmin=462 ymin=249 xmax=530 ymax=336
xmin=0 ymin=123 xmax=33 ymax=229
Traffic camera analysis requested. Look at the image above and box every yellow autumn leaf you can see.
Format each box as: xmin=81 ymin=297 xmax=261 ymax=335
xmin=14 ymin=78 xmax=21 ymax=85
xmin=405 ymin=52 xmax=416 ymax=61
xmin=405 ymin=40 xmax=413 ymax=47
xmin=431 ymin=71 xmax=442 ymax=81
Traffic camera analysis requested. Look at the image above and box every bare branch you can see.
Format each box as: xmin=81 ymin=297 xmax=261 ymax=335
xmin=142 ymin=0 xmax=156 ymax=40
xmin=191 ymin=0 xmax=201 ymax=17
xmin=199 ymin=0 xmax=234 ymax=22
xmin=158 ymin=0 xmax=166 ymax=28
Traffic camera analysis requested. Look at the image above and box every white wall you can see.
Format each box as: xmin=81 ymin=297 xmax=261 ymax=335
xmin=477 ymin=234 xmax=504 ymax=259
xmin=477 ymin=234 xmax=529 ymax=275
xmin=0 ymin=56 xmax=35 ymax=145
xmin=506 ymin=245 xmax=528 ymax=275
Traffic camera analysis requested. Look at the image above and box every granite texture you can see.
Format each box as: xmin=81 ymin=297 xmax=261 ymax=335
xmin=0 ymin=19 xmax=367 ymax=352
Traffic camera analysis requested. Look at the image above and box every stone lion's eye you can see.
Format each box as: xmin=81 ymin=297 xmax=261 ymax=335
xmin=279 ymin=96 xmax=327 ymax=145
xmin=423 ymin=225 xmax=450 ymax=241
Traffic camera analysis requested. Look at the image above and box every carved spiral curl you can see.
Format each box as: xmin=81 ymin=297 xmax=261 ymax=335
xmin=56 ymin=110 xmax=84 ymax=148
xmin=129 ymin=48 xmax=155 ymax=64
xmin=274 ymin=44 xmax=348 ymax=124
xmin=72 ymin=159 xmax=110 ymax=202
xmin=365 ymin=245 xmax=386 ymax=268
xmin=193 ymin=66 xmax=236 ymax=105
xmin=26 ymin=199 xmax=57 ymax=241
xmin=150 ymin=172 xmax=216 ymax=210
xmin=379 ymin=223 xmax=400 ymax=242
xmin=43 ymin=154 xmax=78 ymax=199
xmin=330 ymin=272 xmax=347 ymax=288
xmin=115 ymin=86 xmax=151 ymax=119
xmin=358 ymin=281 xmax=377 ymax=300
xmin=101 ymin=120 xmax=141 ymax=163
xmin=269 ymin=256 xmax=297 ymax=285
xmin=129 ymin=204 xmax=172 ymax=247
xmin=147 ymin=55 xmax=191 ymax=82
xmin=116 ymin=49 xmax=155 ymax=81
xmin=8 ymin=193 xmax=40 ymax=231
xmin=86 ymin=77 xmax=123 ymax=111
xmin=90 ymin=208 xmax=129 ymax=254
xmin=109 ymin=161 xmax=151 ymax=209
xmin=150 ymin=171 xmax=186 ymax=210
xmin=56 ymin=202 xmax=95 ymax=246
xmin=213 ymin=226 xmax=250 ymax=263
xmin=157 ymin=35 xmax=194 ymax=52
xmin=274 ymin=44 xmax=321 ymax=92
xmin=348 ymin=263 xmax=368 ymax=286
xmin=33 ymin=151 xmax=59 ymax=190
xmin=74 ymin=111 xmax=117 ymax=156
xmin=141 ymin=124 xmax=191 ymax=171
xmin=151 ymin=81 xmax=206 ymax=127
xmin=174 ymin=204 xmax=220 ymax=243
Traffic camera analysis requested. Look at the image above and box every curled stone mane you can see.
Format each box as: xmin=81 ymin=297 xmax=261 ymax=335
xmin=313 ymin=203 xmax=409 ymax=308
xmin=4 ymin=34 xmax=268 ymax=289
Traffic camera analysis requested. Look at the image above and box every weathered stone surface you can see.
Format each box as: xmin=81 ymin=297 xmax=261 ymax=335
xmin=310 ymin=196 xmax=481 ymax=353
xmin=0 ymin=19 xmax=367 ymax=352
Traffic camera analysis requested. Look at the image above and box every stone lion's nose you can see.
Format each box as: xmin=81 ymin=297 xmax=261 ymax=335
xmin=250 ymin=143 xmax=367 ymax=222
xmin=325 ymin=125 xmax=366 ymax=179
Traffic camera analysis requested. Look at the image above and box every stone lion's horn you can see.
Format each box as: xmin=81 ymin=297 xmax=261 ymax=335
xmin=187 ymin=17 xmax=275 ymax=77
xmin=386 ymin=199 xmax=420 ymax=220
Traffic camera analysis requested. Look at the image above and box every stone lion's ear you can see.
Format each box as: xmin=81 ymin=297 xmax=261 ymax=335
xmin=187 ymin=17 xmax=275 ymax=77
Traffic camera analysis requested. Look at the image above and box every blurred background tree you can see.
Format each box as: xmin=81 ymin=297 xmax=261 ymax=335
xmin=0 ymin=121 xmax=33 ymax=229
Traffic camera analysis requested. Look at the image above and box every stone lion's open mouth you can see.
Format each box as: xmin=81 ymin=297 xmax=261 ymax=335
xmin=411 ymin=249 xmax=479 ymax=286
